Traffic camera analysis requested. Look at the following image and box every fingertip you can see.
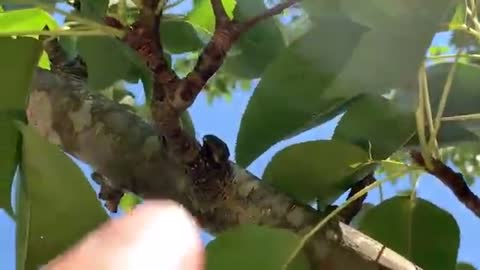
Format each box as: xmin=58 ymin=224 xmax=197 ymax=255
xmin=46 ymin=200 xmax=204 ymax=270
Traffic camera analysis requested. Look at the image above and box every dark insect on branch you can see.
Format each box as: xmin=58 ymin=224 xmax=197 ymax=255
xmin=99 ymin=0 xmax=301 ymax=211
xmin=410 ymin=150 xmax=480 ymax=218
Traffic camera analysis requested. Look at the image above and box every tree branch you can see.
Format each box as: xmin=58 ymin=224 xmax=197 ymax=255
xmin=210 ymin=0 xmax=230 ymax=24
xmin=27 ymin=68 xmax=421 ymax=270
xmin=240 ymin=0 xmax=300 ymax=31
xmin=340 ymin=174 xmax=376 ymax=224
xmin=169 ymin=0 xmax=301 ymax=113
xmin=109 ymin=0 xmax=303 ymax=211
xmin=410 ymin=150 xmax=480 ymax=218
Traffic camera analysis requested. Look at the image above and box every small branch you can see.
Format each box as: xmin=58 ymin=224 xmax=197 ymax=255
xmin=240 ymin=0 xmax=300 ymax=31
xmin=42 ymin=34 xmax=88 ymax=80
xmin=170 ymin=0 xmax=300 ymax=113
xmin=210 ymin=0 xmax=230 ymax=24
xmin=410 ymin=150 xmax=480 ymax=218
xmin=340 ymin=174 xmax=376 ymax=224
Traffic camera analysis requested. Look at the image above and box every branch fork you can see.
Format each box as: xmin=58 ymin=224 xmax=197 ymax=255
xmin=94 ymin=0 xmax=300 ymax=212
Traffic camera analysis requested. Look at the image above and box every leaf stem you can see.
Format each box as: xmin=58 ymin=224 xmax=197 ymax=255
xmin=429 ymin=51 xmax=462 ymax=153
xmin=0 ymin=29 xmax=110 ymax=37
xmin=442 ymin=113 xmax=480 ymax=121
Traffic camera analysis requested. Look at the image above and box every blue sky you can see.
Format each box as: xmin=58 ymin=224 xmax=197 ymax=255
xmin=1 ymin=1 xmax=480 ymax=269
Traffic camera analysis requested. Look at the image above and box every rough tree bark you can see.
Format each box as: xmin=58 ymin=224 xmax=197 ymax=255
xmin=26 ymin=68 xmax=421 ymax=270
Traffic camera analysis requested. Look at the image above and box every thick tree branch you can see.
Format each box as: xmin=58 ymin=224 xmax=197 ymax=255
xmin=410 ymin=150 xmax=480 ymax=218
xmin=27 ymin=68 xmax=421 ymax=270
xmin=107 ymin=0 xmax=304 ymax=213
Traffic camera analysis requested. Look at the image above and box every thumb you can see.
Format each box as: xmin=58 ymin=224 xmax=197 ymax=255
xmin=45 ymin=200 xmax=204 ymax=270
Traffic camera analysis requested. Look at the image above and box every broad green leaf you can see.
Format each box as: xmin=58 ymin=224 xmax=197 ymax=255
xmin=396 ymin=62 xmax=480 ymax=141
xmin=235 ymin=16 xmax=367 ymax=167
xmin=0 ymin=114 xmax=20 ymax=215
xmin=425 ymin=62 xmax=480 ymax=120
xmin=80 ymin=0 xmax=109 ymax=20
xmin=118 ymin=192 xmax=142 ymax=213
xmin=358 ymin=196 xmax=460 ymax=270
xmin=0 ymin=37 xmax=42 ymax=213
xmin=16 ymin=123 xmax=108 ymax=270
xmin=405 ymin=122 xmax=479 ymax=149
xmin=0 ymin=7 xmax=57 ymax=32
xmin=206 ymin=224 xmax=309 ymax=270
xmin=320 ymin=0 xmax=454 ymax=99
xmin=222 ymin=0 xmax=286 ymax=79
xmin=333 ymin=94 xmax=416 ymax=160
xmin=263 ymin=140 xmax=371 ymax=205
xmin=0 ymin=37 xmax=40 ymax=112
xmin=0 ymin=7 xmax=58 ymax=69
xmin=457 ymin=262 xmax=477 ymax=270
xmin=161 ymin=20 xmax=204 ymax=54
xmin=187 ymin=0 xmax=236 ymax=33
xmin=77 ymin=36 xmax=152 ymax=97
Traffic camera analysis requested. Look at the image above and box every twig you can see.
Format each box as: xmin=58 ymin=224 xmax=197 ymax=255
xmin=340 ymin=174 xmax=376 ymax=224
xmin=410 ymin=150 xmax=480 ymax=218
xmin=210 ymin=0 xmax=230 ymax=24
xmin=240 ymin=0 xmax=299 ymax=31
xmin=171 ymin=0 xmax=301 ymax=113
xmin=118 ymin=0 xmax=300 ymax=191
xmin=41 ymin=32 xmax=88 ymax=80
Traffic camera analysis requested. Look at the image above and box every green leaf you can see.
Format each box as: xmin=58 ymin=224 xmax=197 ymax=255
xmin=333 ymin=94 xmax=416 ymax=160
xmin=425 ymin=62 xmax=480 ymax=119
xmin=358 ymin=196 xmax=460 ymax=270
xmin=0 ymin=7 xmax=59 ymax=69
xmin=0 ymin=7 xmax=57 ymax=32
xmin=397 ymin=62 xmax=480 ymax=141
xmin=222 ymin=0 xmax=286 ymax=79
xmin=457 ymin=262 xmax=477 ymax=270
xmin=321 ymin=0 xmax=454 ymax=99
xmin=80 ymin=0 xmax=108 ymax=20
xmin=235 ymin=16 xmax=367 ymax=167
xmin=161 ymin=19 xmax=204 ymax=54
xmin=206 ymin=224 xmax=309 ymax=270
xmin=187 ymin=0 xmax=236 ymax=33
xmin=0 ymin=37 xmax=42 ymax=213
xmin=15 ymin=123 xmax=108 ymax=270
xmin=0 ymin=36 xmax=41 ymax=110
xmin=0 ymin=114 xmax=20 ymax=215
xmin=263 ymin=140 xmax=371 ymax=205
xmin=118 ymin=192 xmax=143 ymax=213
xmin=77 ymin=36 xmax=152 ymax=96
